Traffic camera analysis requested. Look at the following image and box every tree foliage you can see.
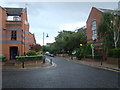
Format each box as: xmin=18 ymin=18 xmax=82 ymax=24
xmin=98 ymin=12 xmax=120 ymax=50
xmin=46 ymin=30 xmax=87 ymax=55
xmin=30 ymin=44 xmax=42 ymax=52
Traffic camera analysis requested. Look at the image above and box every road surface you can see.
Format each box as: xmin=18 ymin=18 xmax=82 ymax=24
xmin=2 ymin=56 xmax=119 ymax=88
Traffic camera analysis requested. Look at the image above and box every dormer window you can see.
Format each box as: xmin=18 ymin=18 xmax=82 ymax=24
xmin=13 ymin=16 xmax=21 ymax=21
xmin=7 ymin=16 xmax=21 ymax=21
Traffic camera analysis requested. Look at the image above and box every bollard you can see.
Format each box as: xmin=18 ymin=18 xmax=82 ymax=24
xmin=43 ymin=56 xmax=46 ymax=64
xmin=50 ymin=59 xmax=52 ymax=65
xmin=22 ymin=61 xmax=24 ymax=68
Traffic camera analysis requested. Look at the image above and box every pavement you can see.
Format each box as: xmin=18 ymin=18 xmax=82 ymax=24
xmin=60 ymin=56 xmax=120 ymax=72
xmin=2 ymin=58 xmax=53 ymax=71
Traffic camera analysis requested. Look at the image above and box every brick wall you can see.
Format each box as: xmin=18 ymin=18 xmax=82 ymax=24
xmin=86 ymin=7 xmax=103 ymax=47
xmin=0 ymin=7 xmax=36 ymax=60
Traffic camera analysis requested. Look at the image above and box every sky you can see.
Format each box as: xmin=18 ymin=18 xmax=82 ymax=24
xmin=0 ymin=1 xmax=119 ymax=45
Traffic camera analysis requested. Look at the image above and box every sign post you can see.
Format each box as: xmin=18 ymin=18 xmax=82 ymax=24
xmin=91 ymin=44 xmax=95 ymax=59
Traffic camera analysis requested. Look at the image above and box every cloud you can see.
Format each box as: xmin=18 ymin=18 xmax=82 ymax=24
xmin=58 ymin=22 xmax=86 ymax=31
xmin=0 ymin=2 xmax=118 ymax=45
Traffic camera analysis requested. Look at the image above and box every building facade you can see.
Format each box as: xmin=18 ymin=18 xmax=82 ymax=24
xmin=86 ymin=7 xmax=120 ymax=49
xmin=0 ymin=6 xmax=36 ymax=60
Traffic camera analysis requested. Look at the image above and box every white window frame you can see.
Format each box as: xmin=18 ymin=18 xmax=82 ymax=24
xmin=91 ymin=19 xmax=97 ymax=40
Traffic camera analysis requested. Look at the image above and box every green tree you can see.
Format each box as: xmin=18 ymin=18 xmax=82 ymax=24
xmin=46 ymin=30 xmax=87 ymax=55
xmin=54 ymin=30 xmax=86 ymax=54
xmin=112 ymin=10 xmax=120 ymax=48
xmin=98 ymin=12 xmax=114 ymax=51
xmin=98 ymin=12 xmax=120 ymax=49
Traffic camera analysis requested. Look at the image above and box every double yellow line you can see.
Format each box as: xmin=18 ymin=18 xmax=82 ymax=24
xmin=97 ymin=66 xmax=120 ymax=72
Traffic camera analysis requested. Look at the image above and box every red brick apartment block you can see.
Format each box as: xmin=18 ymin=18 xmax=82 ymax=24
xmin=86 ymin=7 xmax=120 ymax=49
xmin=0 ymin=6 xmax=36 ymax=60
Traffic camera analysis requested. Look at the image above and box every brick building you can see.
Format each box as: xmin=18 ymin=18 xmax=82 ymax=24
xmin=77 ymin=25 xmax=86 ymax=35
xmin=0 ymin=6 xmax=36 ymax=60
xmin=86 ymin=7 xmax=120 ymax=48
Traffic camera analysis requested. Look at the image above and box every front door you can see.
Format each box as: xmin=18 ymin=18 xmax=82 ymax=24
xmin=10 ymin=47 xmax=18 ymax=60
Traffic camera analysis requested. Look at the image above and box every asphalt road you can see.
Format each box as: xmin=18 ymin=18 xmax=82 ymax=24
xmin=2 ymin=56 xmax=119 ymax=88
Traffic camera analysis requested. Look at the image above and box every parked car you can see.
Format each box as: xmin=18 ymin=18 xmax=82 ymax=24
xmin=45 ymin=52 xmax=54 ymax=57
xmin=45 ymin=51 xmax=49 ymax=55
xmin=49 ymin=54 xmax=54 ymax=57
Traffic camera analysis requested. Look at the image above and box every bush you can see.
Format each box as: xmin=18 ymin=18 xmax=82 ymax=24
xmin=75 ymin=48 xmax=84 ymax=59
xmin=16 ymin=56 xmax=43 ymax=62
xmin=85 ymin=55 xmax=102 ymax=59
xmin=26 ymin=51 xmax=37 ymax=56
xmin=108 ymin=48 xmax=120 ymax=58
xmin=0 ymin=55 xmax=6 ymax=62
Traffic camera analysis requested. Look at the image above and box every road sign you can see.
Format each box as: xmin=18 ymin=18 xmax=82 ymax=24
xmin=91 ymin=44 xmax=94 ymax=48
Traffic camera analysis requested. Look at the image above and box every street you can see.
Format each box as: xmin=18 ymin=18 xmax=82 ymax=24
xmin=2 ymin=56 xmax=119 ymax=88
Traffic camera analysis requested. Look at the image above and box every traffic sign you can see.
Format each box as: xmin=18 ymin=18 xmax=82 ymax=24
xmin=91 ymin=44 xmax=94 ymax=48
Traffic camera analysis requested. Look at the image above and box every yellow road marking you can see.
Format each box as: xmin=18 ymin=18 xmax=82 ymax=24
xmin=97 ymin=66 xmax=120 ymax=72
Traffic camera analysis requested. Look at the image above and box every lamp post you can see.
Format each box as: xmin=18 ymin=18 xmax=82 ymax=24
xmin=43 ymin=32 xmax=49 ymax=53
xmin=43 ymin=32 xmax=49 ymax=63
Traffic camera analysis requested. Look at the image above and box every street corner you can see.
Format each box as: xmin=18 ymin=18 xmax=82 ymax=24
xmin=2 ymin=60 xmax=56 ymax=71
xmin=96 ymin=66 xmax=120 ymax=72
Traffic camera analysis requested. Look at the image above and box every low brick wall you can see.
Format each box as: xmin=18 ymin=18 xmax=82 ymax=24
xmin=107 ymin=57 xmax=119 ymax=65
xmin=56 ymin=54 xmax=69 ymax=57
xmin=81 ymin=58 xmax=98 ymax=62
xmin=0 ymin=62 xmax=5 ymax=65
xmin=15 ymin=61 xmax=43 ymax=66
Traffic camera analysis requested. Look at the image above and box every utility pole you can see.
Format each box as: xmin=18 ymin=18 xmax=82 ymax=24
xmin=43 ymin=32 xmax=44 ymax=53
xmin=42 ymin=32 xmax=49 ymax=63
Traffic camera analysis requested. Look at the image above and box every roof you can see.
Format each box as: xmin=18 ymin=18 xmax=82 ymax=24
xmin=97 ymin=8 xmax=114 ymax=13
xmin=86 ymin=7 xmax=120 ymax=24
xmin=4 ymin=8 xmax=25 ymax=16
xmin=97 ymin=7 xmax=120 ymax=16
xmin=77 ymin=26 xmax=86 ymax=32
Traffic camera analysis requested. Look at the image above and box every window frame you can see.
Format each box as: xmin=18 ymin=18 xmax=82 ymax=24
xmin=91 ymin=19 xmax=97 ymax=40
xmin=11 ymin=31 xmax=17 ymax=40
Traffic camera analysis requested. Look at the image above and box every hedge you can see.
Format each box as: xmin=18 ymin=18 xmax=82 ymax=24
xmin=85 ymin=55 xmax=102 ymax=59
xmin=26 ymin=51 xmax=37 ymax=56
xmin=108 ymin=48 xmax=120 ymax=58
xmin=16 ymin=56 xmax=43 ymax=62
xmin=0 ymin=55 xmax=6 ymax=62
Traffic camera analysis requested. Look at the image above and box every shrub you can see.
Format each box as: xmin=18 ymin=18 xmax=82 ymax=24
xmin=85 ymin=55 xmax=102 ymax=59
xmin=108 ymin=48 xmax=120 ymax=58
xmin=0 ymin=55 xmax=6 ymax=62
xmin=75 ymin=48 xmax=84 ymax=59
xmin=16 ymin=56 xmax=43 ymax=62
xmin=26 ymin=51 xmax=37 ymax=56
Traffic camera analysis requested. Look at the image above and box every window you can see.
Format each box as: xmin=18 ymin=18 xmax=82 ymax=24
xmin=11 ymin=31 xmax=17 ymax=40
xmin=7 ymin=16 xmax=21 ymax=21
xmin=13 ymin=16 xmax=21 ymax=21
xmin=91 ymin=19 xmax=97 ymax=40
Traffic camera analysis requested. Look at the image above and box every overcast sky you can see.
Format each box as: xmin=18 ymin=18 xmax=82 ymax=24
xmin=0 ymin=2 xmax=119 ymax=45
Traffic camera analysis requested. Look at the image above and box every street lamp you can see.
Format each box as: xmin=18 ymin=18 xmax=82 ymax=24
xmin=42 ymin=32 xmax=49 ymax=64
xmin=43 ymin=32 xmax=49 ymax=53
